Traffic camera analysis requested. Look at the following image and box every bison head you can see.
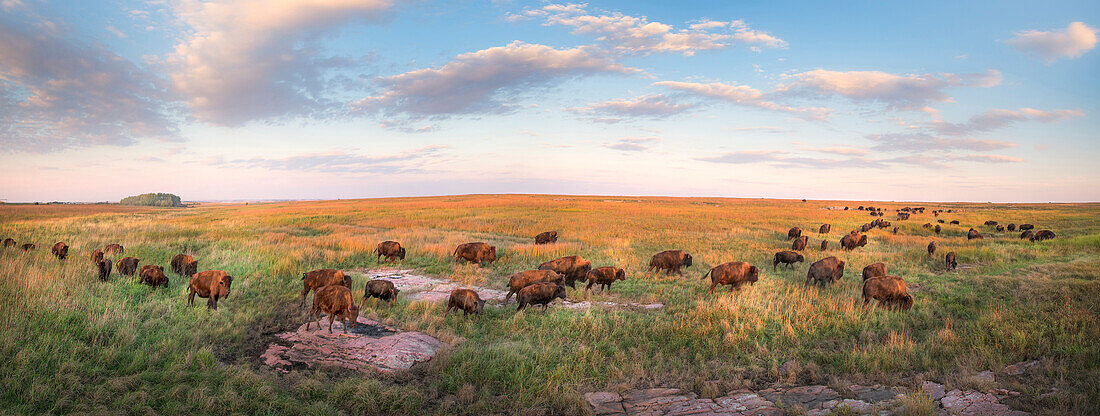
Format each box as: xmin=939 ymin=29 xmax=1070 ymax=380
xmin=748 ymin=265 xmax=760 ymax=283
xmin=219 ymin=275 xmax=233 ymax=298
xmin=578 ymin=261 xmax=592 ymax=276
xmin=682 ymin=253 xmax=693 ymax=267
xmin=553 ymin=284 xmax=567 ymax=300
xmin=615 ymin=268 xmax=626 ymax=281
xmin=486 ymin=246 xmax=497 ymax=262
xmin=341 ymin=275 xmax=353 ymax=288
xmin=397 ymin=247 xmax=406 ymax=259
xmin=474 ymin=299 xmax=486 ymax=314
xmin=795 ymin=254 xmax=805 ymax=263
xmin=347 ymin=305 xmax=359 ymax=329
xmin=858 ymin=235 xmax=868 ymax=247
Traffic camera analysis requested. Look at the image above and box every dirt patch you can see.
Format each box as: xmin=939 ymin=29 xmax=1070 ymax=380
xmin=260 ymin=315 xmax=444 ymax=374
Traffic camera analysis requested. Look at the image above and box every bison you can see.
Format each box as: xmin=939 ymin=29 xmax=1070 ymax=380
xmin=646 ymin=250 xmax=693 ymax=276
xmin=861 ymin=262 xmax=887 ymax=281
xmin=897 ymin=212 xmax=910 ymax=221
xmin=300 ymin=269 xmax=352 ymax=307
xmin=945 ymin=252 xmax=957 ymax=271
xmin=139 ymin=265 xmax=168 ymax=288
xmin=862 ymin=276 xmax=913 ymax=310
xmin=453 ymin=242 xmax=497 ymax=265
xmin=1007 ymin=224 xmax=1016 ymax=231
xmin=307 ymin=285 xmax=358 ymax=334
xmin=2 ymin=238 xmax=14 ymax=248
xmin=188 ymin=270 xmax=233 ymax=310
xmin=20 ymin=243 xmax=35 ymax=251
xmin=819 ymin=224 xmax=831 ymax=234
xmin=703 ymin=261 xmax=759 ymax=294
xmin=361 ymin=279 xmax=400 ymax=308
xmin=840 ymin=234 xmax=868 ymax=250
xmin=787 ymin=227 xmax=802 ymax=240
xmin=791 ymin=236 xmax=808 ymax=251
xmin=170 ymin=254 xmax=198 ymax=277
xmin=91 ymin=249 xmax=104 ymax=264
xmin=117 ymin=257 xmax=140 ymax=276
xmin=1029 ymin=230 xmax=1056 ymax=242
xmin=585 ymin=266 xmax=625 ymax=293
xmin=1019 ymin=230 xmax=1034 ymax=240
xmin=445 ymin=289 xmax=486 ymax=319
xmin=104 ymin=243 xmax=124 ymax=254
xmin=51 ymin=242 xmax=69 ymax=260
xmin=534 ymin=231 xmax=559 ymax=245
xmin=934 ymin=225 xmax=941 ymax=234
xmin=772 ymin=251 xmax=804 ymax=270
xmin=505 ymin=270 xmax=563 ymax=302
xmin=1019 ymin=224 xmax=1034 ymax=231
xmin=516 ymin=282 xmax=567 ymax=311
xmin=806 ymin=256 xmax=845 ymax=286
xmin=375 ymin=241 xmax=406 ymax=262
xmin=950 ymin=220 xmax=960 ymax=225
xmin=967 ymin=228 xmax=983 ymax=240
xmin=96 ymin=259 xmax=112 ymax=281
xmin=927 ymin=241 xmax=937 ymax=256
xmin=538 ymin=255 xmax=592 ymax=288
xmin=984 ymin=220 xmax=998 ymax=226
xmin=996 ymin=225 xmax=1005 ymax=232
xmin=820 ymin=240 xmax=829 ymax=251
xmin=937 ymin=219 xmax=945 ymax=224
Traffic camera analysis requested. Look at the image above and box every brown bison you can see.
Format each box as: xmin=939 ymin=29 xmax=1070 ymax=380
xmin=773 ymin=251 xmax=804 ymax=270
xmin=646 ymin=250 xmax=693 ymax=276
xmin=937 ymin=219 xmax=945 ymax=223
xmin=585 ymin=266 xmax=625 ymax=293
xmin=923 ymin=223 xmax=932 ymax=229
xmin=996 ymin=225 xmax=1005 ymax=232
xmin=91 ymin=249 xmax=104 ymax=264
xmin=300 ymin=269 xmax=352 ymax=307
xmin=516 ymin=282 xmax=567 ymax=311
xmin=361 ymin=279 xmax=400 ymax=308
xmin=949 ymin=220 xmax=960 ymax=225
xmin=1007 ymin=224 xmax=1016 ymax=231
xmin=375 ymin=241 xmax=406 ymax=262
xmin=862 ymin=276 xmax=913 ymax=310
xmin=170 ymin=254 xmax=198 ymax=277
xmin=787 ymin=227 xmax=802 ymax=240
xmin=945 ymin=252 xmax=957 ymax=271
xmin=927 ymin=241 xmax=936 ymax=256
xmin=51 ymin=242 xmax=69 ymax=260
xmin=967 ymin=228 xmax=983 ymax=240
xmin=791 ymin=236 xmax=808 ymax=251
xmin=20 ymin=243 xmax=35 ymax=251
xmin=934 ymin=225 xmax=941 ymax=234
xmin=983 ymin=220 xmax=998 ymax=226
xmin=96 ymin=259 xmax=112 ymax=281
xmin=820 ymin=240 xmax=828 ymax=250
xmin=1029 ymin=230 xmax=1056 ymax=242
xmin=2 ymin=238 xmax=14 ymax=248
xmin=897 ymin=212 xmax=910 ymax=220
xmin=703 ymin=261 xmax=759 ymax=294
xmin=806 ymin=256 xmax=845 ymax=286
xmin=117 ymin=257 xmax=140 ymax=276
xmin=104 ymin=243 xmax=124 ymax=254
xmin=139 ymin=265 xmax=168 ymax=288
xmin=534 ymin=231 xmax=559 ymax=245
xmin=538 ymin=255 xmax=592 ymax=288
xmin=861 ymin=262 xmax=887 ymax=281
xmin=819 ymin=224 xmax=831 ymax=234
xmin=840 ymin=234 xmax=868 ymax=250
xmin=1019 ymin=224 xmax=1034 ymax=231
xmin=445 ymin=289 xmax=486 ymax=319
xmin=892 ymin=227 xmax=898 ymax=234
xmin=453 ymin=242 xmax=497 ymax=265
xmin=1019 ymin=230 xmax=1034 ymax=240
xmin=505 ymin=270 xmax=563 ymax=302
xmin=307 ymin=285 xmax=358 ymax=334
xmin=188 ymin=270 xmax=233 ymax=310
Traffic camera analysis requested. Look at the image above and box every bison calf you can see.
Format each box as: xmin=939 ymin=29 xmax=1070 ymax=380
xmin=791 ymin=236 xmax=808 ymax=251
xmin=806 ymin=256 xmax=845 ymax=286
xmin=534 ymin=231 xmax=559 ymax=245
xmin=445 ymin=289 xmax=486 ymax=319
xmin=538 ymin=255 xmax=592 ymax=288
xmin=945 ymin=252 xmax=958 ymax=271
xmin=862 ymin=276 xmax=913 ymax=310
xmin=820 ymin=240 xmax=828 ymax=250
xmin=585 ymin=266 xmax=625 ymax=293
xmin=117 ymin=257 xmax=140 ymax=276
xmin=516 ymin=282 xmax=566 ymax=311
xmin=2 ymin=238 xmax=15 ymax=248
xmin=772 ymin=251 xmax=804 ymax=270
xmin=51 ymin=242 xmax=69 ymax=260
xmin=20 ymin=243 xmax=35 ymax=251
xmin=375 ymin=241 xmax=406 ymax=262
xmin=91 ymin=249 xmax=104 ymax=264
xmin=361 ymin=279 xmax=400 ymax=308
xmin=189 ymin=270 xmax=233 ymax=310
xmin=300 ymin=269 xmax=352 ymax=307
xmin=927 ymin=241 xmax=936 ymax=256
xmin=171 ymin=254 xmax=198 ymax=277
xmin=646 ymin=250 xmax=693 ymax=276
xmin=704 ymin=261 xmax=759 ymax=294
xmin=453 ymin=242 xmax=497 ymax=265
xmin=819 ymin=224 xmax=831 ymax=234
xmin=139 ymin=265 xmax=168 ymax=288
xmin=307 ymin=285 xmax=358 ymax=334
xmin=104 ymin=243 xmax=124 ymax=254
xmin=96 ymin=259 xmax=112 ymax=281
xmin=505 ymin=270 xmax=563 ymax=302
xmin=861 ymin=262 xmax=887 ymax=281
xmin=967 ymin=228 xmax=983 ymax=240
xmin=787 ymin=227 xmax=802 ymax=240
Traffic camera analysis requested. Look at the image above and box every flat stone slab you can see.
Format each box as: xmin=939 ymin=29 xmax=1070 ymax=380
xmin=940 ymin=390 xmax=1028 ymax=416
xmin=758 ymin=385 xmax=840 ymax=410
xmin=260 ymin=316 xmax=444 ymax=374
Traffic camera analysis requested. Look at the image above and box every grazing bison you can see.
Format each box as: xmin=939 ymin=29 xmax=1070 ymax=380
xmin=791 ymin=236 xmax=808 ymax=251
xmin=516 ymin=282 xmax=567 ymax=311
xmin=445 ymin=289 xmax=486 ymax=319
xmin=585 ymin=266 xmax=626 ymax=293
xmin=892 ymin=227 xmax=898 ymax=234
xmin=703 ymin=261 xmax=759 ymax=294
xmin=91 ymin=249 xmax=104 ymax=264
xmin=861 ymin=262 xmax=887 ymax=281
xmin=1019 ymin=230 xmax=1034 ymax=240
xmin=20 ymin=243 xmax=35 ymax=251
xmin=945 ymin=252 xmax=958 ymax=271
xmin=534 ymin=231 xmax=559 ymax=245
xmin=840 ymin=234 xmax=868 ymax=250
xmin=927 ymin=241 xmax=937 ymax=256
xmin=967 ymin=228 xmax=983 ymax=240
xmin=806 ymin=256 xmax=845 ymax=286
xmin=307 ymin=285 xmax=358 ymax=334
xmin=862 ymin=276 xmax=913 ymax=310
xmin=170 ymin=254 xmax=198 ymax=277
xmin=949 ymin=220 xmax=960 ymax=225
xmin=361 ymin=279 xmax=400 ymax=308
xmin=453 ymin=242 xmax=497 ymax=265
xmin=139 ymin=265 xmax=168 ymax=288
xmin=787 ymin=227 xmax=802 ymax=240
xmin=538 ymin=255 xmax=592 ymax=288
xmin=188 ymin=270 xmax=233 ymax=310
xmin=860 ymin=223 xmax=873 ymax=233
xmin=896 ymin=212 xmax=910 ymax=221
xmin=51 ymin=242 xmax=68 ymax=260
xmin=300 ymin=269 xmax=352 ymax=307
xmin=984 ymin=220 xmax=998 ymax=226
xmin=104 ymin=243 xmax=124 ymax=254
xmin=819 ymin=224 xmax=831 ymax=234
xmin=646 ymin=250 xmax=693 ymax=276
xmin=375 ymin=241 xmax=406 ymax=262
xmin=117 ymin=257 xmax=140 ymax=276
xmin=1019 ymin=224 xmax=1035 ymax=231
xmin=1030 ymin=230 xmax=1056 ymax=242
xmin=934 ymin=225 xmax=941 ymax=234
xmin=1007 ymin=224 xmax=1016 ymax=231
xmin=2 ymin=238 xmax=14 ymax=248
xmin=996 ymin=225 xmax=1005 ymax=232
xmin=923 ymin=223 xmax=932 ymax=229
xmin=820 ymin=240 xmax=829 ymax=250
xmin=773 ymin=251 xmax=804 ymax=270
xmin=505 ymin=270 xmax=563 ymax=302
xmin=937 ymin=219 xmax=945 ymax=223
xmin=96 ymin=259 xmax=112 ymax=281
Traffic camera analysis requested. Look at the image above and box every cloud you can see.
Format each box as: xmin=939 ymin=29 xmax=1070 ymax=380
xmin=355 ymin=41 xmax=635 ymax=122
xmin=953 ymin=154 xmax=1023 ymax=163
xmin=695 ymin=150 xmax=787 ymax=164
xmin=800 ymin=146 xmax=869 ymax=156
xmin=1006 ymin=22 xmax=1098 ymax=62
xmin=604 ymin=137 xmax=658 ymax=152
xmin=0 ymin=14 xmax=177 ymax=153
xmin=731 ymin=126 xmax=792 ymax=133
xmin=655 ymin=80 xmax=831 ymax=120
xmin=866 ymin=133 xmax=1016 ymax=152
xmin=696 ymin=149 xmax=1019 ymax=170
xmin=520 ymin=4 xmax=786 ymax=56
xmin=927 ymin=107 xmax=1084 ymax=136
xmin=570 ymin=94 xmax=693 ymax=121
xmin=166 ymin=0 xmax=394 ymax=126
xmin=209 ymin=145 xmax=446 ymax=173
xmin=776 ymin=69 xmax=1002 ymax=110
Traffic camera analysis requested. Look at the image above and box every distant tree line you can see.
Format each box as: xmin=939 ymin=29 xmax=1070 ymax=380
xmin=120 ymin=193 xmax=183 ymax=207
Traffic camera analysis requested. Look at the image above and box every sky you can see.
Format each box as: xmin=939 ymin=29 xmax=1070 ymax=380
xmin=1 ymin=0 xmax=1098 ymax=203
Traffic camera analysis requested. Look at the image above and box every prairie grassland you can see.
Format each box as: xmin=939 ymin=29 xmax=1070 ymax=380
xmin=0 ymin=195 xmax=1097 ymax=415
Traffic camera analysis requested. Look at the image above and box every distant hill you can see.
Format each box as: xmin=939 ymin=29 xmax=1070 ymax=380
xmin=119 ymin=193 xmax=183 ymax=207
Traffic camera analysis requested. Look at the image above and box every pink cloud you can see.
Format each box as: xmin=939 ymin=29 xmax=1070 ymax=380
xmin=1006 ymin=22 xmax=1098 ymax=62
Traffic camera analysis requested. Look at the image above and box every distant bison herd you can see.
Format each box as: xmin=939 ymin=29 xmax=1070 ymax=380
xmin=1 ymin=210 xmax=1060 ymax=326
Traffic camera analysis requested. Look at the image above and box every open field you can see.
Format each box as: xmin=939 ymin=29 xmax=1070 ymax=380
xmin=1 ymin=195 xmax=1097 ymax=415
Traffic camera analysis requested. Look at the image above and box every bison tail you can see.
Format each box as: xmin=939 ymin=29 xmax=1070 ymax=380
xmin=701 ymin=270 xmax=710 ymax=280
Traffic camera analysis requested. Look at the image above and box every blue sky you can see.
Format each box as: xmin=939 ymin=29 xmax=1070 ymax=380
xmin=1 ymin=0 xmax=1097 ymax=202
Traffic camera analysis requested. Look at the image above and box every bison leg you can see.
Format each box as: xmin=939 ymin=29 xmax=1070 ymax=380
xmin=188 ymin=289 xmax=195 ymax=307
xmin=299 ymin=286 xmax=310 ymax=307
xmin=585 ymin=281 xmax=595 ymax=291
xmin=708 ymin=281 xmax=718 ymax=294
xmin=208 ymin=295 xmax=216 ymax=310
xmin=604 ymin=283 xmax=611 ymax=293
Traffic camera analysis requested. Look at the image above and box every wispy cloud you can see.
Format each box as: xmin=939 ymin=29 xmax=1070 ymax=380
xmin=866 ymin=133 xmax=1016 ymax=152
xmin=570 ymin=94 xmax=693 ymax=121
xmin=927 ymin=107 xmax=1084 ymax=136
xmin=1006 ymin=22 xmax=1097 ymax=62
xmin=776 ymin=69 xmax=1002 ymax=111
xmin=604 ymin=137 xmax=658 ymax=152
xmin=207 ymin=145 xmax=447 ymax=173
xmin=655 ymin=80 xmax=830 ymax=120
